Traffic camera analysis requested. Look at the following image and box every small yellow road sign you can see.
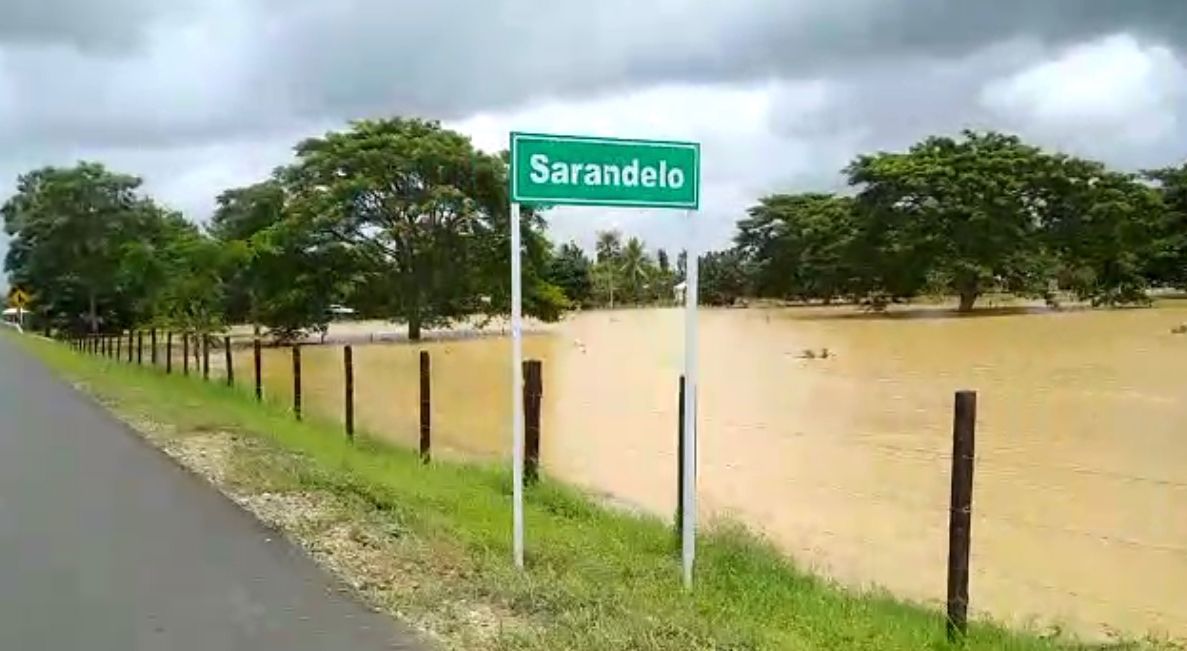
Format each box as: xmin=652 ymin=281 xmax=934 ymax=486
xmin=8 ymin=288 xmax=30 ymax=309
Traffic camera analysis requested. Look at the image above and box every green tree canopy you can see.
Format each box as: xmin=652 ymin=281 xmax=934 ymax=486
xmin=698 ymin=250 xmax=749 ymax=306
xmin=735 ymin=193 xmax=856 ymax=303
xmin=282 ymin=118 xmax=563 ymax=339
xmin=846 ymin=131 xmax=1064 ymax=311
xmin=1144 ymin=163 xmax=1187 ymax=290
xmin=2 ymin=163 xmax=176 ymax=332
xmin=210 ymin=180 xmax=352 ymax=342
xmin=547 ymin=242 xmax=593 ymax=307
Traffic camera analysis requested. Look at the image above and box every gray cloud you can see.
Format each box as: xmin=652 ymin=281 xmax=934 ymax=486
xmin=2 ymin=0 xmax=1187 ymax=263
xmin=4 ymin=0 xmax=1187 ymax=150
xmin=0 ymin=0 xmax=195 ymax=52
xmin=257 ymin=0 xmax=1187 ymax=123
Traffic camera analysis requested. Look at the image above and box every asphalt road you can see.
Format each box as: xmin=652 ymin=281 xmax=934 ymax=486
xmin=0 ymin=336 xmax=426 ymax=650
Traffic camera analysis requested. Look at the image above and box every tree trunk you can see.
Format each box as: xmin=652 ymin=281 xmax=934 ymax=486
xmin=408 ymin=313 xmax=422 ymax=341
xmin=958 ymin=290 xmax=978 ymax=312
xmin=250 ymin=292 xmax=261 ymax=338
xmin=88 ymin=291 xmax=98 ymax=334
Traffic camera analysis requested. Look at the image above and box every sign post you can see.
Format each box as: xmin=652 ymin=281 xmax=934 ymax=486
xmin=509 ymin=132 xmax=701 ymax=583
xmin=681 ymin=211 xmax=698 ymax=588
xmin=510 ymin=199 xmax=525 ymax=569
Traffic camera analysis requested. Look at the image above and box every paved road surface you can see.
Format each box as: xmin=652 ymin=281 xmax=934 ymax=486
xmin=0 ymin=337 xmax=426 ymax=650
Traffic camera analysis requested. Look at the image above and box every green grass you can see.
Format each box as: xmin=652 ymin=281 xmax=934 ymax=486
xmin=18 ymin=335 xmax=1151 ymax=651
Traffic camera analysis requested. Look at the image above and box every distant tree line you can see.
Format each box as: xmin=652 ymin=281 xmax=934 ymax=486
xmin=3 ymin=119 xmax=572 ymax=340
xmin=5 ymin=126 xmax=1186 ymax=341
xmin=728 ymin=130 xmax=1187 ymax=311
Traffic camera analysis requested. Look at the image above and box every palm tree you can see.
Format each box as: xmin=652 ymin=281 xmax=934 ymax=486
xmin=595 ymin=230 xmax=623 ymax=264
xmin=620 ymin=237 xmax=651 ymax=303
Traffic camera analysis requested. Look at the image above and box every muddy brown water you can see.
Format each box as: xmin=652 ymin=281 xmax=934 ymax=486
xmin=235 ymin=304 xmax=1187 ymax=639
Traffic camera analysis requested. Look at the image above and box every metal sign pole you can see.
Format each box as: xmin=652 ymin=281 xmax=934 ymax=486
xmin=510 ymin=201 xmax=526 ymax=569
xmin=508 ymin=130 xmax=699 ymax=578
xmin=681 ymin=209 xmax=699 ymax=588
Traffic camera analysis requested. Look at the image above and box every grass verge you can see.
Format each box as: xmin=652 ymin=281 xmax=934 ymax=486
xmin=18 ymin=335 xmax=1163 ymax=651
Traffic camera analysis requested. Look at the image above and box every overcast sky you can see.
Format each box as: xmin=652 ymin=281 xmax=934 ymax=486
xmin=2 ymin=0 xmax=1186 ymax=262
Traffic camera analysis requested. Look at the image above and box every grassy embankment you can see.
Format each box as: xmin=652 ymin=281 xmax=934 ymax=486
xmin=16 ymin=334 xmax=1148 ymax=651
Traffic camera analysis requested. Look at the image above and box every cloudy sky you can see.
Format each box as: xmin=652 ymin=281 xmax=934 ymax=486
xmin=1 ymin=0 xmax=1186 ymax=261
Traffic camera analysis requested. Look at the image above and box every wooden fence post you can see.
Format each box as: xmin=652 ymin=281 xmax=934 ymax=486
xmin=136 ymin=330 xmax=143 ymax=365
xmin=224 ymin=336 xmax=234 ymax=387
xmin=676 ymin=374 xmax=686 ymax=533
xmin=150 ymin=329 xmax=157 ymax=366
xmin=947 ymin=390 xmax=977 ymax=641
xmin=419 ymin=350 xmax=431 ymax=463
xmin=202 ymin=334 xmax=210 ymax=381
xmin=344 ymin=345 xmax=354 ymax=440
xmin=126 ymin=330 xmax=133 ymax=363
xmin=291 ymin=345 xmax=302 ymax=421
xmin=165 ymin=332 xmax=173 ymax=374
xmin=253 ymin=338 xmax=262 ymax=401
xmin=182 ymin=334 xmax=189 ymax=376
xmin=522 ymin=359 xmax=542 ymax=485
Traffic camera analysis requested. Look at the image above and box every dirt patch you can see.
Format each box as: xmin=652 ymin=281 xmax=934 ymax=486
xmin=236 ymin=491 xmax=342 ymax=532
xmin=159 ymin=432 xmax=236 ymax=485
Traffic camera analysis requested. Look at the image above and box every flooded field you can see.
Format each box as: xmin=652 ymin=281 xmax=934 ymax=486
xmin=238 ymin=303 xmax=1187 ymax=639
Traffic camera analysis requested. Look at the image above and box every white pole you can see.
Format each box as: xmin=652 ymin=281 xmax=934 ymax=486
xmin=510 ymin=201 xmax=525 ymax=569
xmin=681 ymin=209 xmax=699 ymax=588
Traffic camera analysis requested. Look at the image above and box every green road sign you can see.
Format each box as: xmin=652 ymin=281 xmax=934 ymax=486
xmin=510 ymin=132 xmax=700 ymax=209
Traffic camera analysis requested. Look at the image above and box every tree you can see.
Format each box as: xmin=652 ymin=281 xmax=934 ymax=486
xmin=846 ymin=131 xmax=1061 ymax=311
xmin=1144 ymin=164 xmax=1187 ymax=289
xmin=590 ymin=230 xmax=626 ymax=307
xmin=699 ymin=250 xmax=749 ymax=306
xmin=620 ymin=237 xmax=653 ymax=303
xmin=651 ymin=248 xmax=676 ymax=303
xmin=208 ymin=180 xmax=351 ymax=342
xmin=2 ymin=163 xmax=164 ymax=333
xmin=1043 ymin=160 xmax=1163 ymax=305
xmin=735 ymin=193 xmax=857 ymax=303
xmin=547 ymin=242 xmax=593 ymax=307
xmin=595 ymin=230 xmax=623 ymax=263
xmin=209 ymin=180 xmax=287 ymax=328
xmin=150 ymin=229 xmax=234 ymax=336
xmin=283 ymin=118 xmax=522 ymax=340
xmin=115 ymin=207 xmax=216 ymax=327
xmin=250 ymin=217 xmax=350 ymax=342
